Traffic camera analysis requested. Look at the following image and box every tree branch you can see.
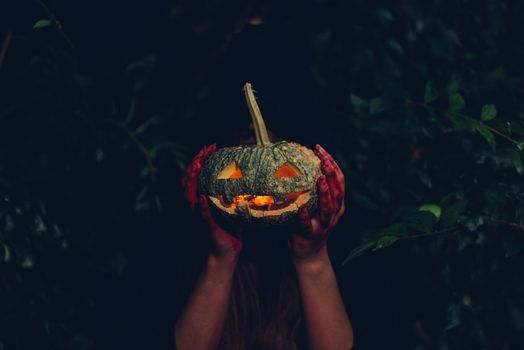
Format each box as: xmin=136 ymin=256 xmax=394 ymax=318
xmin=484 ymin=217 xmax=524 ymax=232
xmin=406 ymin=99 xmax=521 ymax=146
xmin=107 ymin=120 xmax=157 ymax=183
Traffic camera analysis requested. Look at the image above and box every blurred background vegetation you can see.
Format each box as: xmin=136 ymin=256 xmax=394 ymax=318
xmin=1 ymin=0 xmax=524 ymax=349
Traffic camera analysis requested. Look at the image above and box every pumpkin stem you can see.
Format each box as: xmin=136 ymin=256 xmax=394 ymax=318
xmin=244 ymin=83 xmax=271 ymax=146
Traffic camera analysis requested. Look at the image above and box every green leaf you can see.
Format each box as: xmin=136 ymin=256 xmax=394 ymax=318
xmin=512 ymin=151 xmax=524 ymax=174
xmin=445 ymin=304 xmax=461 ymax=330
xmin=441 ymin=200 xmax=467 ymax=227
xmin=387 ymin=40 xmax=404 ymax=54
xmin=416 ymin=170 xmax=432 ymax=188
xmin=404 ymin=211 xmax=437 ymax=232
xmin=2 ymin=244 xmax=11 ymax=263
xmin=464 ymin=216 xmax=484 ymax=232
xmin=361 ymin=225 xmax=408 ymax=243
xmin=419 ymin=204 xmax=442 ymax=220
xmin=373 ymin=235 xmax=400 ymax=251
xmin=424 ymin=80 xmax=438 ymax=103
xmin=481 ymin=104 xmax=497 ymax=121
xmin=475 ymin=123 xmax=496 ymax=149
xmin=33 ymin=19 xmax=52 ymax=29
xmin=349 ymin=93 xmax=368 ymax=114
xmin=442 ymin=28 xmax=462 ymax=46
xmin=448 ymin=93 xmax=465 ymax=111
xmin=343 ymin=232 xmax=404 ymax=264
xmin=369 ymin=98 xmax=388 ymax=115
xmin=342 ymin=241 xmax=377 ymax=264
xmin=446 ymin=112 xmax=475 ymax=131
xmin=374 ymin=8 xmax=394 ymax=23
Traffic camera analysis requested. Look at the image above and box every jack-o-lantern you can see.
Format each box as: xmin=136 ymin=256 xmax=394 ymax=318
xmin=198 ymin=83 xmax=321 ymax=225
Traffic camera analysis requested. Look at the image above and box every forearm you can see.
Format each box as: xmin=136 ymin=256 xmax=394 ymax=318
xmin=294 ymin=247 xmax=354 ymax=350
xmin=175 ymin=254 xmax=237 ymax=350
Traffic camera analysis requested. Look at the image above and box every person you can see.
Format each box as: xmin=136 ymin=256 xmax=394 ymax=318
xmin=176 ymin=143 xmax=353 ymax=350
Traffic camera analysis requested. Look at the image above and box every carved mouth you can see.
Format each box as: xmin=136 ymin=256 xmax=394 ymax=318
xmin=209 ymin=191 xmax=311 ymax=217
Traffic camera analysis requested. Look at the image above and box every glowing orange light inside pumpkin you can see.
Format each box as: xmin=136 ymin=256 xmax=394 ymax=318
xmin=274 ymin=162 xmax=301 ymax=178
xmin=217 ymin=161 xmax=243 ymax=179
xmin=232 ymin=195 xmax=275 ymax=206
xmin=228 ymin=168 xmax=242 ymax=179
xmin=252 ymin=196 xmax=275 ymax=206
xmin=234 ymin=195 xmax=252 ymax=202
xmin=214 ymin=191 xmax=308 ymax=211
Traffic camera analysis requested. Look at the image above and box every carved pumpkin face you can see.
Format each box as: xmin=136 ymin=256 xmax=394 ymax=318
xmin=198 ymin=141 xmax=321 ymax=225
xmin=197 ymin=83 xmax=321 ymax=225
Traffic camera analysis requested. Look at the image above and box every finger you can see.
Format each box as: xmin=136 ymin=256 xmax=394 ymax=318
xmin=182 ymin=145 xmax=217 ymax=207
xmin=315 ymin=144 xmax=345 ymax=183
xmin=182 ymin=150 xmax=203 ymax=188
xmin=200 ymin=195 xmax=242 ymax=252
xmin=314 ymin=145 xmax=336 ymax=189
xmin=315 ymin=145 xmax=345 ymax=209
xmin=184 ymin=144 xmax=215 ymax=182
xmin=317 ymin=175 xmax=335 ymax=227
xmin=298 ymin=204 xmax=314 ymax=236
xmin=203 ymin=143 xmax=217 ymax=157
xmin=320 ymin=156 xmax=343 ymax=212
xmin=191 ymin=146 xmax=207 ymax=165
xmin=181 ymin=161 xmax=193 ymax=187
xmin=316 ymin=144 xmax=342 ymax=173
xmin=314 ymin=144 xmax=340 ymax=185
xmin=327 ymin=173 xmax=344 ymax=213
xmin=183 ymin=162 xmax=201 ymax=207
xmin=195 ymin=144 xmax=216 ymax=164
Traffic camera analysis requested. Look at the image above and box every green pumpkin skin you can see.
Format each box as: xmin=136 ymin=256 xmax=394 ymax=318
xmin=198 ymin=141 xmax=321 ymax=226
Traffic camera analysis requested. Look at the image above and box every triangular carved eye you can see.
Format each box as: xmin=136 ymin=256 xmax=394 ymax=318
xmin=217 ymin=161 xmax=243 ymax=179
xmin=274 ymin=162 xmax=301 ymax=178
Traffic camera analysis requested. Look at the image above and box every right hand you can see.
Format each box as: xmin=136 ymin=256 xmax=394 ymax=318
xmin=181 ymin=145 xmax=243 ymax=259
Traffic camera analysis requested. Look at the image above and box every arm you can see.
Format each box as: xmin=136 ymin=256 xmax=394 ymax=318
xmin=289 ymin=145 xmax=354 ymax=350
xmin=176 ymin=146 xmax=242 ymax=350
xmin=294 ymin=247 xmax=353 ymax=350
xmin=175 ymin=248 xmax=238 ymax=350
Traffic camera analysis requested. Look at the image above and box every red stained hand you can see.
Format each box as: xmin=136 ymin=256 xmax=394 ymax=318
xmin=290 ymin=145 xmax=346 ymax=261
xmin=181 ymin=144 xmax=217 ymax=208
xmin=182 ymin=145 xmax=242 ymax=257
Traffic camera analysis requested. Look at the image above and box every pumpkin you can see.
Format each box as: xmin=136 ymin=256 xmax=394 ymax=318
xmin=198 ymin=83 xmax=321 ymax=225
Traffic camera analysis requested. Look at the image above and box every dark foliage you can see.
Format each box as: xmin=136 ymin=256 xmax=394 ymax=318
xmin=1 ymin=0 xmax=523 ymax=349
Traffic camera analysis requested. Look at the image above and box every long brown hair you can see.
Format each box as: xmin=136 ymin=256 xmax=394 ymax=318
xmin=219 ymin=231 xmax=303 ymax=350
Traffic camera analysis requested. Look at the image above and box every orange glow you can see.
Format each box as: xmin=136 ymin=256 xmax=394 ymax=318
xmin=231 ymin=195 xmax=276 ymax=209
xmin=233 ymin=195 xmax=275 ymax=207
xmin=274 ymin=162 xmax=301 ymax=178
xmin=228 ymin=168 xmax=243 ymax=179
xmin=214 ymin=191 xmax=308 ymax=211
xmin=234 ymin=195 xmax=252 ymax=202
xmin=217 ymin=161 xmax=243 ymax=179
xmin=252 ymin=196 xmax=275 ymax=206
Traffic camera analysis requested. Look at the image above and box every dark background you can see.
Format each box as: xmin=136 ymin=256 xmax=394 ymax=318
xmin=1 ymin=0 xmax=524 ymax=349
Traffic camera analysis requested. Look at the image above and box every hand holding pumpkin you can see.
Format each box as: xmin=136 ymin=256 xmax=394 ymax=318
xmin=182 ymin=145 xmax=243 ymax=259
xmin=289 ymin=145 xmax=346 ymax=263
xmin=182 ymin=144 xmax=217 ymax=209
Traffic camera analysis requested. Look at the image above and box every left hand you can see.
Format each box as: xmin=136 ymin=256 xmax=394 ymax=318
xmin=289 ymin=145 xmax=346 ymax=263
xmin=181 ymin=144 xmax=243 ymax=259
